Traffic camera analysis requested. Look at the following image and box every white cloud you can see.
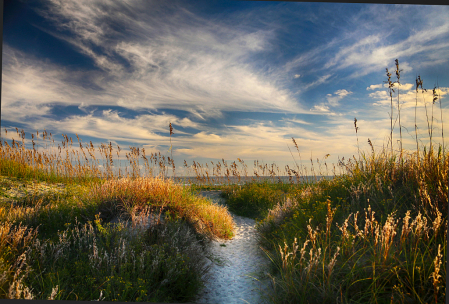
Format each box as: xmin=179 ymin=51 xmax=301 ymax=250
xmin=25 ymin=0 xmax=309 ymax=117
xmin=1 ymin=45 xmax=101 ymax=122
xmin=326 ymin=89 xmax=352 ymax=107
xmin=328 ymin=25 xmax=449 ymax=78
xmin=324 ymin=34 xmax=382 ymax=70
xmin=307 ymin=89 xmax=352 ymax=115
xmin=282 ymin=118 xmax=311 ymax=125
xmin=367 ymin=84 xmax=383 ymax=90
xmin=283 ymin=5 xmax=449 ymax=81
xmin=369 ymin=90 xmax=388 ymax=100
xmin=398 ymin=83 xmax=414 ymax=91
xmin=302 ymin=74 xmax=332 ymax=91
xmin=415 ymin=58 xmax=449 ymax=68
xmin=371 ymin=86 xmax=449 ymax=109
xmin=311 ymin=104 xmax=330 ymax=113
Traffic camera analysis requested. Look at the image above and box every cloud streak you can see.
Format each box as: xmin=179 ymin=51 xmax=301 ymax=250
xmin=29 ymin=0 xmax=307 ymax=118
xmin=283 ymin=4 xmax=449 ymax=80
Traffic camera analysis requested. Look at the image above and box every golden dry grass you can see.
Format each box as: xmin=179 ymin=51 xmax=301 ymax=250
xmin=88 ymin=177 xmax=234 ymax=239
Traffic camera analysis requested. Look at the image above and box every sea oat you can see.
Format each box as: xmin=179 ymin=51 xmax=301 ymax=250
xmin=48 ymin=285 xmax=59 ymax=300
xmin=400 ymin=210 xmax=412 ymax=243
xmin=430 ymin=244 xmax=443 ymax=303
xmin=279 ymin=238 xmax=299 ymax=271
xmin=380 ymin=212 xmax=398 ymax=261
xmin=411 ymin=212 xmax=429 ymax=240
xmin=353 ymin=211 xmax=363 ymax=238
xmin=307 ymin=220 xmax=319 ymax=248
xmin=305 ymin=247 xmax=321 ymax=273
xmin=299 ymin=239 xmax=310 ymax=267
xmin=327 ymin=246 xmax=340 ymax=276
xmin=336 ymin=213 xmax=352 ymax=243
xmin=432 ymin=207 xmax=442 ymax=234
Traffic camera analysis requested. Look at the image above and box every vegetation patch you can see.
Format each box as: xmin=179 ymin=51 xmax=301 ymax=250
xmin=0 ymin=59 xmax=446 ymax=303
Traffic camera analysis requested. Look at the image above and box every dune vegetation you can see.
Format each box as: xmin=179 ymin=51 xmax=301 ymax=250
xmin=221 ymin=61 xmax=447 ymax=303
xmin=0 ymin=60 xmax=446 ymax=303
xmin=0 ymin=130 xmax=234 ymax=301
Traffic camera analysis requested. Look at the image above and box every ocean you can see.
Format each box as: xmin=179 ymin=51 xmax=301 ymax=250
xmin=169 ymin=175 xmax=334 ymax=186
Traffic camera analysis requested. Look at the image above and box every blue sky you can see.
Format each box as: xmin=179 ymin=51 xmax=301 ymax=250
xmin=2 ymin=0 xmax=449 ymax=176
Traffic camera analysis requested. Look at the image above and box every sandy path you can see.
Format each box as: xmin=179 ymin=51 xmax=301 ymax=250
xmin=194 ymin=191 xmax=272 ymax=304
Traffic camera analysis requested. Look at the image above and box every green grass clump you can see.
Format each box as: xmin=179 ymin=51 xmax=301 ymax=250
xmin=221 ymin=181 xmax=297 ymax=220
xmin=87 ymin=177 xmax=234 ymax=240
xmin=21 ymin=215 xmax=209 ymax=302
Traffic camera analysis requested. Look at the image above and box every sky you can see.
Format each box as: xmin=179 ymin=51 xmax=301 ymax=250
xmin=2 ymin=0 xmax=449 ymax=177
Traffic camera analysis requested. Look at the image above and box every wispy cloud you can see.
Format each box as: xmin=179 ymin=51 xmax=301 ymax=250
xmin=311 ymin=104 xmax=330 ymax=113
xmin=281 ymin=118 xmax=311 ymax=125
xmin=1 ymin=45 xmax=101 ymax=122
xmin=326 ymin=89 xmax=352 ymax=107
xmin=302 ymin=74 xmax=333 ymax=92
xmin=367 ymin=84 xmax=383 ymax=90
xmin=29 ymin=0 xmax=308 ymax=118
xmin=326 ymin=14 xmax=449 ymax=78
xmin=283 ymin=4 xmax=449 ymax=80
xmin=369 ymin=83 xmax=449 ymax=109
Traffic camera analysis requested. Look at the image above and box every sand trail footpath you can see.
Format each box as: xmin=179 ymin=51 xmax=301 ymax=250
xmin=195 ymin=191 xmax=272 ymax=304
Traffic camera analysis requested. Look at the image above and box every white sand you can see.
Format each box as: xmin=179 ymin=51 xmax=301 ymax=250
xmin=194 ymin=191 xmax=272 ymax=304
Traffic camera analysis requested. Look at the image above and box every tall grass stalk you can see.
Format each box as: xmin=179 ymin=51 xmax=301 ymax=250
xmin=395 ymin=59 xmax=403 ymax=160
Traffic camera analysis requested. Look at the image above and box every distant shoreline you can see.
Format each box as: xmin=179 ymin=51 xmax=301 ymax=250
xmin=169 ymin=175 xmax=335 ymax=185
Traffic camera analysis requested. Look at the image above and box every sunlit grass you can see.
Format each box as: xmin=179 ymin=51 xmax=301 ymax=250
xmin=0 ymin=59 xmax=446 ymax=302
xmin=255 ymin=147 xmax=447 ymax=303
xmin=88 ymin=176 xmax=234 ymax=239
xmin=0 ymin=130 xmax=235 ymax=301
xmin=226 ymin=60 xmax=447 ymax=303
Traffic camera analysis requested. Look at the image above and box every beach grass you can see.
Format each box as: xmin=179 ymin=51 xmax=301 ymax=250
xmin=224 ymin=61 xmax=447 ymax=303
xmin=0 ymin=131 xmax=235 ymax=301
xmin=0 ymin=59 xmax=446 ymax=302
xmin=252 ymin=146 xmax=447 ymax=303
